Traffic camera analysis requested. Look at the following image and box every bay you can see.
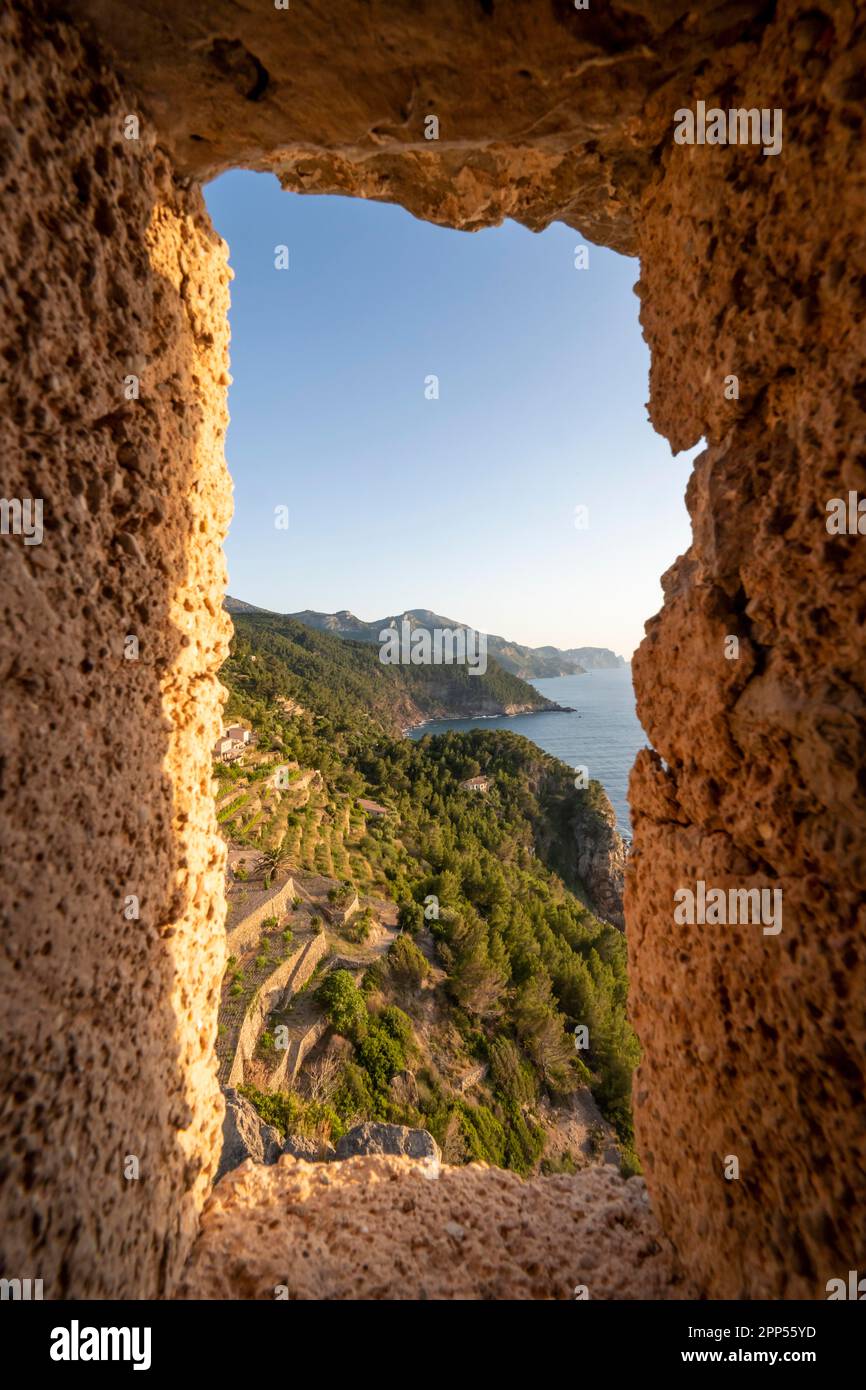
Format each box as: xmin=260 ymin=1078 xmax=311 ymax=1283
xmin=406 ymin=667 xmax=646 ymax=836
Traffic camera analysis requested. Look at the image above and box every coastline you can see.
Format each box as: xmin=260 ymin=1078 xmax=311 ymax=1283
xmin=402 ymin=702 xmax=576 ymax=737
xmin=402 ymin=669 xmax=641 ymax=836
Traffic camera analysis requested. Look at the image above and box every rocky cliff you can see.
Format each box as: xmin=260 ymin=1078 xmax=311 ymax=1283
xmin=572 ymin=791 xmax=627 ymax=930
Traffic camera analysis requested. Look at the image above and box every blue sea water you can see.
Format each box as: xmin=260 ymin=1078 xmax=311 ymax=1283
xmin=406 ymin=667 xmax=646 ymax=835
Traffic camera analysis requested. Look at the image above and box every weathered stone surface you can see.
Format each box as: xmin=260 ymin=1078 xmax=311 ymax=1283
xmin=334 ymin=1123 xmax=441 ymax=1164
xmin=216 ymin=1090 xmax=282 ymax=1183
xmin=0 ymin=2 xmax=231 ymax=1297
xmin=179 ymin=1157 xmax=694 ymax=1300
xmin=1 ymin=0 xmax=863 ymax=1302
xmin=390 ymin=1068 xmax=420 ymax=1107
xmin=69 ymin=0 xmax=771 ymax=255
xmin=627 ymin=1 xmax=866 ymax=1298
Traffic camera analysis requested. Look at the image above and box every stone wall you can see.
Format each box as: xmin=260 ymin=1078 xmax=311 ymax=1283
xmin=0 ymin=2 xmax=231 ymax=1297
xmin=225 ymin=932 xmax=329 ymax=1088
xmin=284 ymin=1015 xmax=330 ymax=1089
xmin=2 ymin=0 xmax=863 ymax=1298
xmin=627 ymin=2 xmax=866 ymax=1298
xmin=226 ymin=875 xmax=296 ymax=957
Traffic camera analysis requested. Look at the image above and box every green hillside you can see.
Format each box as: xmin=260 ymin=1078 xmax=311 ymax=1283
xmin=225 ymin=610 xmax=563 ymax=735
xmin=218 ymin=610 xmax=639 ymax=1174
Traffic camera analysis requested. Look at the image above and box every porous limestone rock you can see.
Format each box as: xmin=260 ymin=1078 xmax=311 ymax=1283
xmin=628 ymin=1 xmax=866 ymax=1298
xmin=69 ymin=0 xmax=773 ymax=254
xmin=0 ymin=2 xmax=231 ymax=1297
xmin=179 ymin=1156 xmax=695 ymax=1301
xmin=2 ymin=0 xmax=864 ymax=1302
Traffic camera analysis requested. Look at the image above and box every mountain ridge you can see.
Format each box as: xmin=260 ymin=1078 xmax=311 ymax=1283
xmin=224 ymin=596 xmax=628 ymax=679
xmin=225 ymin=609 xmax=567 ymax=734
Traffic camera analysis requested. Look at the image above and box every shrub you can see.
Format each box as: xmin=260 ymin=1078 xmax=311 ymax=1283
xmin=377 ymin=1005 xmax=413 ymax=1051
xmin=333 ymin=1061 xmax=377 ymax=1126
xmin=619 ymin=1143 xmax=642 ymax=1179
xmin=356 ymin=1021 xmax=405 ymax=1092
xmin=316 ymin=969 xmax=368 ymax=1043
xmin=388 ymin=934 xmax=429 ymax=989
xmin=239 ymin=1085 xmax=299 ymax=1139
xmin=397 ymin=900 xmax=425 ymax=934
xmin=541 ymin=1151 xmax=578 ymax=1176
xmin=459 ymin=1102 xmax=506 ymax=1167
xmin=503 ymin=1104 xmax=545 ymax=1176
xmin=488 ymin=1035 xmax=537 ymax=1107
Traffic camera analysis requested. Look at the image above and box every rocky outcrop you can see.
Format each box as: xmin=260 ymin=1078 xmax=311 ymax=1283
xmin=389 ymin=1069 xmax=420 ymax=1108
xmin=179 ymin=1157 xmax=695 ymax=1300
xmin=70 ymin=0 xmax=773 ymax=256
xmin=573 ymin=789 xmax=627 ymax=929
xmin=334 ymin=1123 xmax=441 ymax=1164
xmin=282 ymin=1135 xmax=336 ymax=1163
xmin=216 ymin=1090 xmax=282 ymax=1183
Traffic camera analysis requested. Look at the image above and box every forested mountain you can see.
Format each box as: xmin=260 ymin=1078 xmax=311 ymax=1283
xmin=223 ymin=596 xmax=627 ymax=677
xmin=220 ymin=610 xmax=638 ymax=1174
xmin=225 ymin=610 xmax=564 ymax=733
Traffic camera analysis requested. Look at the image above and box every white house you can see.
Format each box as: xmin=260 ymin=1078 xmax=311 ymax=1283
xmin=460 ymin=775 xmax=490 ymax=793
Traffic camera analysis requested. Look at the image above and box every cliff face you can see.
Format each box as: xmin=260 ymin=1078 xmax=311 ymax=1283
xmin=399 ymin=684 xmax=555 ymax=730
xmin=2 ymin=0 xmax=864 ymax=1300
xmin=572 ymin=793 xmax=627 ymax=930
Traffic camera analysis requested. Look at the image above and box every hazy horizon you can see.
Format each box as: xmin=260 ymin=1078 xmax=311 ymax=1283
xmin=226 ymin=591 xmax=633 ymax=661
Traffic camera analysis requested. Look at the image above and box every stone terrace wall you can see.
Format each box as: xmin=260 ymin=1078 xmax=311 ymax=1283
xmin=225 ymin=931 xmax=329 ymax=1088
xmin=0 ymin=3 xmax=231 ymax=1297
xmin=226 ymin=875 xmax=296 ymax=957
xmin=284 ymin=1015 xmax=330 ymax=1089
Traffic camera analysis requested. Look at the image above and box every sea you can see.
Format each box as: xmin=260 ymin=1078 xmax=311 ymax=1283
xmin=406 ymin=667 xmax=646 ymax=836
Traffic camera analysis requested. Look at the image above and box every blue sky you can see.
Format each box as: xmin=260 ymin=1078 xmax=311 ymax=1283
xmin=204 ymin=170 xmax=697 ymax=658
